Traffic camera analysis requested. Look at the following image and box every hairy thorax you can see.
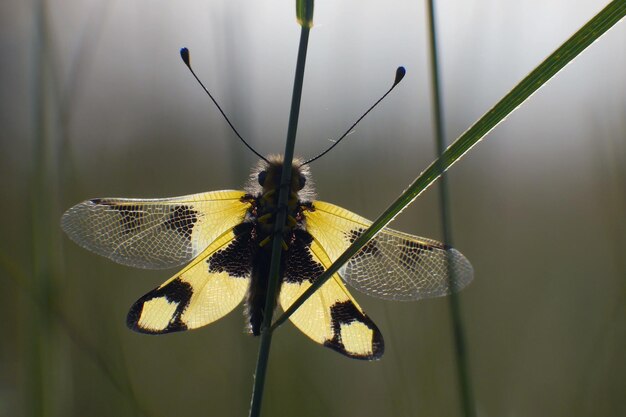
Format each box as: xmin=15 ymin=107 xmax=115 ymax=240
xmin=243 ymin=156 xmax=314 ymax=335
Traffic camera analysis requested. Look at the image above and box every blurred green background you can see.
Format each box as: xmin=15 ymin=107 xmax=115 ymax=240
xmin=1 ymin=0 xmax=625 ymax=416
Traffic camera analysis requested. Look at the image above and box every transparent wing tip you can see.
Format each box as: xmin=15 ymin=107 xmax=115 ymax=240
xmin=446 ymin=247 xmax=474 ymax=293
xmin=60 ymin=201 xmax=89 ymax=242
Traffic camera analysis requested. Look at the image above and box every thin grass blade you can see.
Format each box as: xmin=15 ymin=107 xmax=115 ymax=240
xmin=273 ymin=0 xmax=626 ymax=329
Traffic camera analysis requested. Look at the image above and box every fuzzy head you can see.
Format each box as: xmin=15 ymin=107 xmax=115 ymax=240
xmin=246 ymin=155 xmax=315 ymax=202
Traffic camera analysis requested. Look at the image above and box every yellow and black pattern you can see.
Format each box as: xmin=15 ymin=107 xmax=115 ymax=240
xmin=61 ymin=191 xmax=249 ymax=269
xmin=304 ymin=201 xmax=474 ymax=300
xmin=280 ymin=229 xmax=383 ymax=360
xmin=62 ymin=156 xmax=473 ymax=360
xmin=127 ymin=223 xmax=253 ymax=333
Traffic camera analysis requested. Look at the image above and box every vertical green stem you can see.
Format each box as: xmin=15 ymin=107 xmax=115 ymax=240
xmin=30 ymin=0 xmax=50 ymax=415
xmin=248 ymin=17 xmax=312 ymax=417
xmin=425 ymin=1 xmax=475 ymax=416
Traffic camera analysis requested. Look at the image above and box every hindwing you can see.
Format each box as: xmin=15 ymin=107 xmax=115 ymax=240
xmin=127 ymin=223 xmax=253 ymax=334
xmin=280 ymin=229 xmax=383 ymax=360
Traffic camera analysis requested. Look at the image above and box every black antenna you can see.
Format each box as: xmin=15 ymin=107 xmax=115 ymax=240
xmin=302 ymin=66 xmax=406 ymax=166
xmin=180 ymin=47 xmax=268 ymax=163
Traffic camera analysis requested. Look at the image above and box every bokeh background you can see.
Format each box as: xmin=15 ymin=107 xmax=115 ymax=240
xmin=1 ymin=0 xmax=625 ymax=416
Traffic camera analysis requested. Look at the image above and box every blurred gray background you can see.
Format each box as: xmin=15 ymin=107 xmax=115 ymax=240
xmin=1 ymin=0 xmax=624 ymax=416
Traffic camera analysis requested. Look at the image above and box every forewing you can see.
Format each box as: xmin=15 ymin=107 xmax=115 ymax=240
xmin=61 ymin=190 xmax=250 ymax=269
xmin=127 ymin=223 xmax=253 ymax=334
xmin=279 ymin=229 xmax=383 ymax=360
xmin=304 ymin=201 xmax=473 ymax=301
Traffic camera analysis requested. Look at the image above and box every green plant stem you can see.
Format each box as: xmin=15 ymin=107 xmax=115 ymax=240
xmin=248 ymin=23 xmax=311 ymax=417
xmin=29 ymin=0 xmax=50 ymax=416
xmin=425 ymin=0 xmax=475 ymax=416
xmin=272 ymin=0 xmax=626 ymax=330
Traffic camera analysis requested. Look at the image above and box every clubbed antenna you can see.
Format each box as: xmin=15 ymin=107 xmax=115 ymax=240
xmin=180 ymin=47 xmax=268 ymax=163
xmin=302 ymin=66 xmax=406 ymax=166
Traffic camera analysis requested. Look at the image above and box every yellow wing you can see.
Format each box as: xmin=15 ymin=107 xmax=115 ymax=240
xmin=279 ymin=229 xmax=383 ymax=360
xmin=61 ymin=190 xmax=250 ymax=269
xmin=127 ymin=223 xmax=253 ymax=333
xmin=304 ymin=201 xmax=474 ymax=300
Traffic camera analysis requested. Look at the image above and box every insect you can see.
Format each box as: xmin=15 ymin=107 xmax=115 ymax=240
xmin=61 ymin=155 xmax=473 ymax=359
xmin=61 ymin=49 xmax=473 ymax=360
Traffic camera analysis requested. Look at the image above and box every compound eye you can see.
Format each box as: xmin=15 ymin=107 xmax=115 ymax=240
xmin=257 ymin=171 xmax=267 ymax=186
xmin=298 ymin=175 xmax=306 ymax=190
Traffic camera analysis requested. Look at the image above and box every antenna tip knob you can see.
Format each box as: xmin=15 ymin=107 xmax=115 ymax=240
xmin=394 ymin=66 xmax=406 ymax=85
xmin=180 ymin=47 xmax=190 ymax=67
